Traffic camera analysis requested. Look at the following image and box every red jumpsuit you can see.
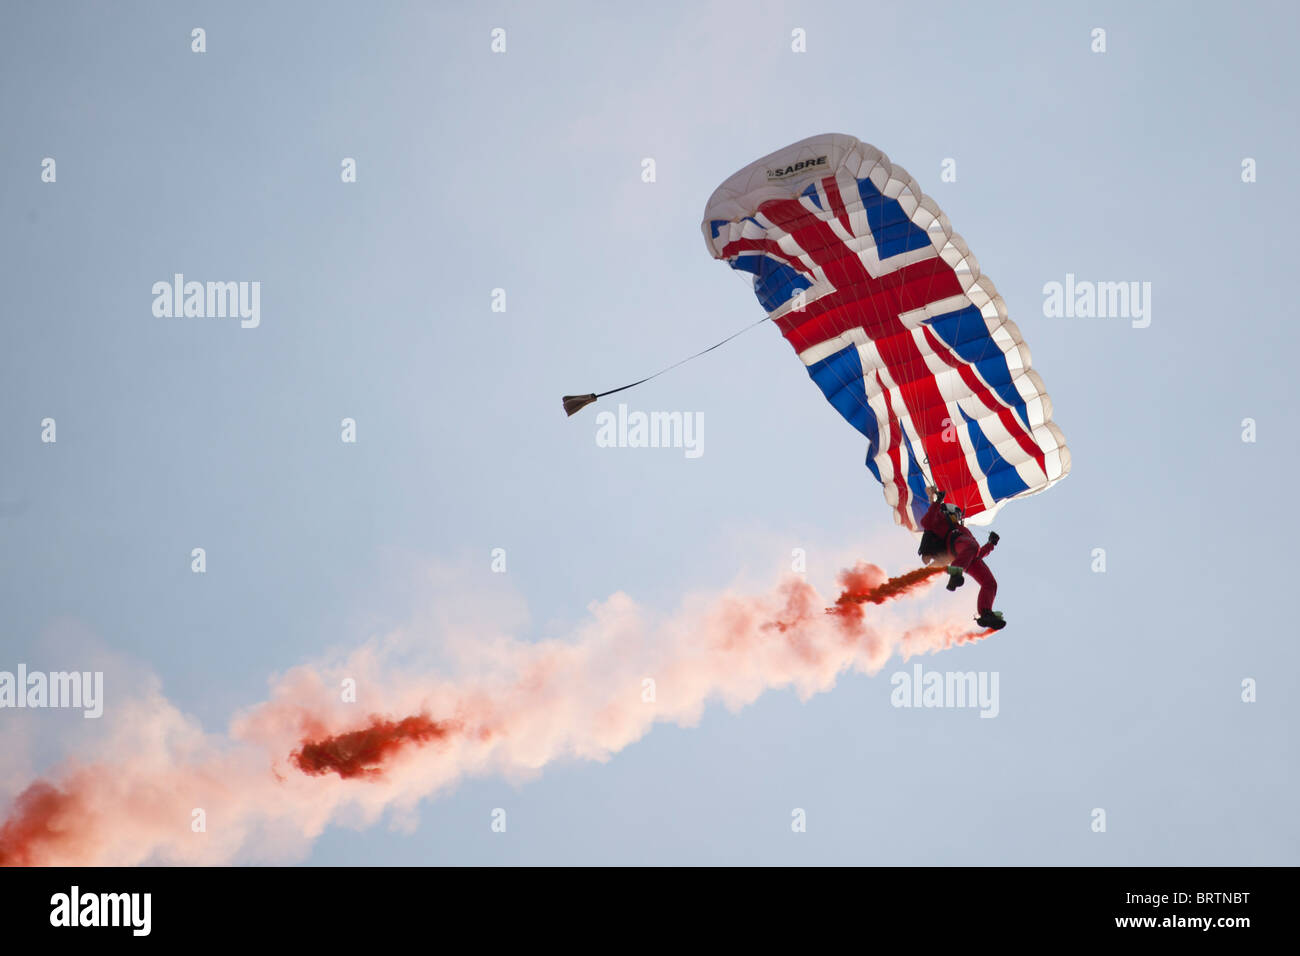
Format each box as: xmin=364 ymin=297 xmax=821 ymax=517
xmin=920 ymin=500 xmax=999 ymax=615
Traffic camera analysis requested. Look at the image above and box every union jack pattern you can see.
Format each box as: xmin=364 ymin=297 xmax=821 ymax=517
xmin=702 ymin=134 xmax=1070 ymax=530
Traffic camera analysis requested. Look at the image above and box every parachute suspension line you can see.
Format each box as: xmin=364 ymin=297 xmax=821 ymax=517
xmin=561 ymin=313 xmax=772 ymax=416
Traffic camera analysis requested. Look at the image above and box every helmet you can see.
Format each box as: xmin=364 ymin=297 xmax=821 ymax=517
xmin=942 ymin=502 xmax=964 ymax=522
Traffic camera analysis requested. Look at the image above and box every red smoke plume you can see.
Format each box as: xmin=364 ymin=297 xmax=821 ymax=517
xmin=1 ymin=561 xmax=995 ymax=862
xmin=0 ymin=783 xmax=83 ymax=868
xmin=287 ymin=563 xmax=988 ymax=782
xmin=831 ymin=564 xmax=947 ymax=613
xmin=291 ymin=715 xmax=464 ymax=779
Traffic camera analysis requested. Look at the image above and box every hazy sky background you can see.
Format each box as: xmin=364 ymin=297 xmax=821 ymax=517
xmin=1 ymin=0 xmax=1297 ymax=864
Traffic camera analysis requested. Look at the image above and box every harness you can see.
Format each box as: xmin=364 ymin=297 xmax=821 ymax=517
xmin=918 ymin=520 xmax=970 ymax=560
xmin=946 ymin=523 xmax=977 ymax=555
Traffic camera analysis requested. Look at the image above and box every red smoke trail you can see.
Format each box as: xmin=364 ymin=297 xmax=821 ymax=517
xmin=830 ymin=564 xmax=947 ymax=614
xmin=938 ymin=627 xmax=996 ymax=646
xmin=1 ymin=560 xmax=995 ymax=862
xmin=0 ymin=783 xmax=83 ymax=868
xmin=291 ymin=564 xmax=979 ymax=782
xmin=291 ymin=715 xmax=464 ymax=779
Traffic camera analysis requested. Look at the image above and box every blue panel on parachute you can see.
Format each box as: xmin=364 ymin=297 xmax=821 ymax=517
xmin=855 ymin=177 xmax=931 ymax=260
xmin=728 ymin=254 xmax=813 ymax=314
xmin=709 ymin=216 xmax=765 ymax=238
xmin=807 ymin=345 xmax=877 ymax=445
xmin=959 ymin=406 xmax=1030 ymax=502
xmin=926 ymin=306 xmax=1033 ymax=431
xmin=899 ymin=429 xmax=932 ymax=527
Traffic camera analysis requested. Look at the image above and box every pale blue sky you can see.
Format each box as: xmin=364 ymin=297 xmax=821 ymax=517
xmin=1 ymin=1 xmax=1297 ymax=864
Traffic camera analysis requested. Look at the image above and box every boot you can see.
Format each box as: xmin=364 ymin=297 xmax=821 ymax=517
xmin=975 ymin=610 xmax=1006 ymax=630
xmin=945 ymin=566 xmax=965 ymax=591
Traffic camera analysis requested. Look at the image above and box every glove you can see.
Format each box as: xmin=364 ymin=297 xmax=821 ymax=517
xmin=933 ymin=489 xmax=946 ymax=503
xmin=987 ymin=532 xmax=999 ymax=546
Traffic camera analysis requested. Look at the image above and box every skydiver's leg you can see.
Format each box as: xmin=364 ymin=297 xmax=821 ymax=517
xmin=948 ymin=537 xmax=976 ymax=572
xmin=964 ymin=557 xmax=997 ymax=615
xmin=945 ymin=537 xmax=976 ymax=589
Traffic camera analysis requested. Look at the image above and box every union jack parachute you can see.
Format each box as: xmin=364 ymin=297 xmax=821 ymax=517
xmin=702 ymin=133 xmax=1070 ymax=529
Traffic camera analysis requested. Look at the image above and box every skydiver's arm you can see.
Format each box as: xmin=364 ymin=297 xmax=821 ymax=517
xmin=919 ymin=499 xmax=950 ymax=537
xmin=977 ymin=531 xmax=1000 ymax=559
xmin=920 ymin=485 xmax=952 ymax=536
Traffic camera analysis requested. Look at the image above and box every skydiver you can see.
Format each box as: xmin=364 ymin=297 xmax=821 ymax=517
xmin=918 ymin=486 xmax=1006 ymax=631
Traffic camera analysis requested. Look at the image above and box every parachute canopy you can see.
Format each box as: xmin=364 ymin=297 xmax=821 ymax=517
xmin=702 ymin=133 xmax=1070 ymax=529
